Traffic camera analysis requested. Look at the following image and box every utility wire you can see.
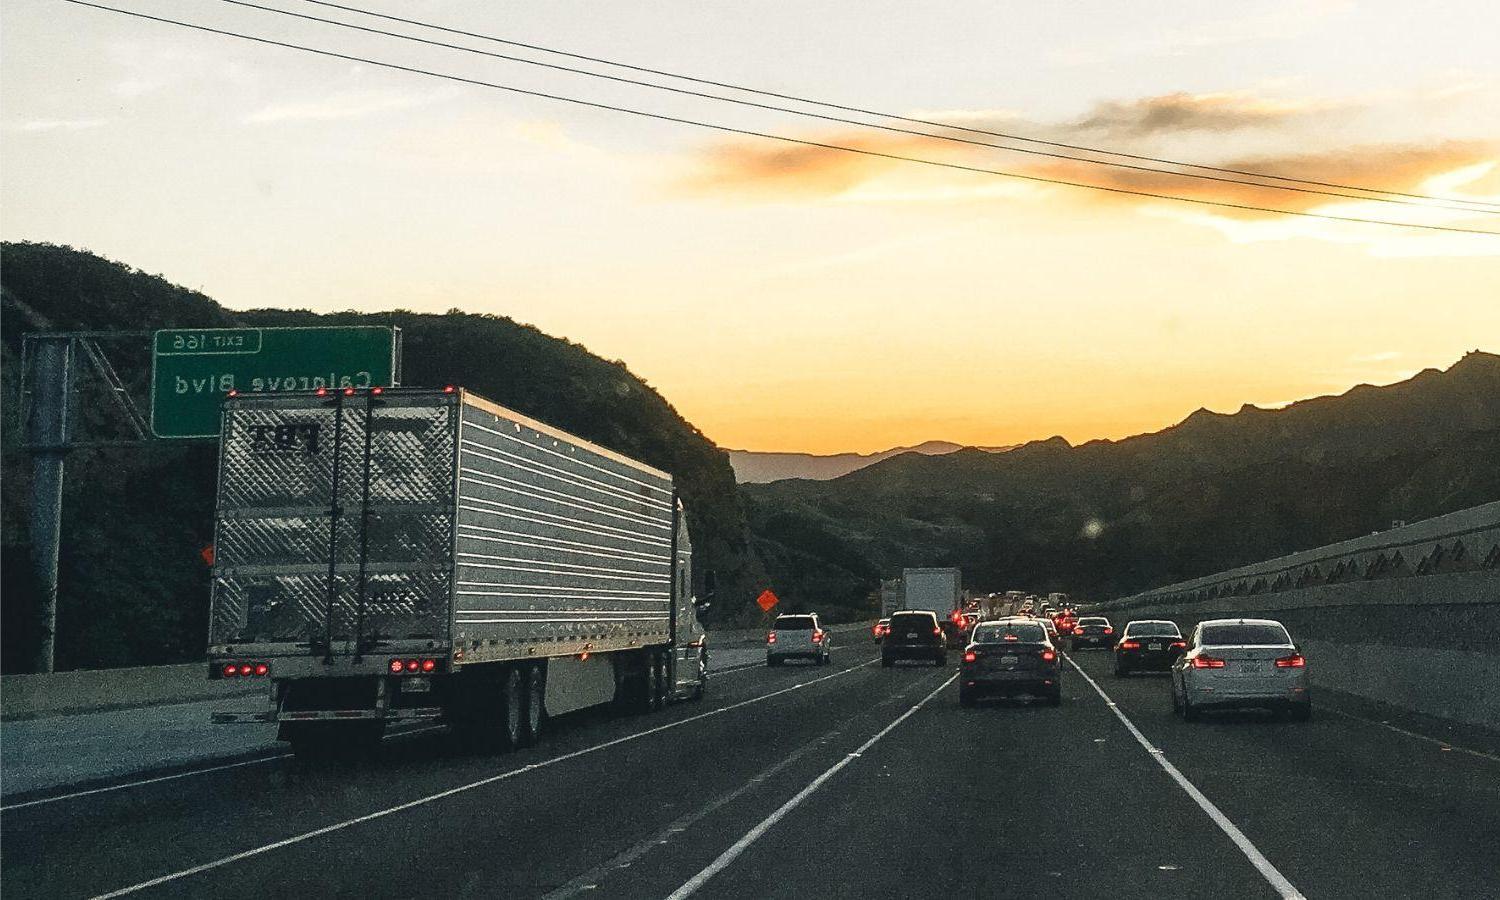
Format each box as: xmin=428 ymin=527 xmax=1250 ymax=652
xmin=62 ymin=0 xmax=1500 ymax=238
xmin=205 ymin=0 xmax=1498 ymax=216
xmin=301 ymin=0 xmax=1500 ymax=213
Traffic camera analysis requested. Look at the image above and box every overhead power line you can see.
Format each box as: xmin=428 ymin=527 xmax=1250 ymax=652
xmin=62 ymin=1 xmax=1500 ymax=238
xmin=202 ymin=0 xmax=1499 ymax=216
xmin=300 ymin=0 xmax=1500 ymax=213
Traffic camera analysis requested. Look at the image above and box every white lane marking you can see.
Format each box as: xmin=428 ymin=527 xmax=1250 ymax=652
xmin=88 ymin=659 xmax=876 ymax=899
xmin=1319 ymin=705 xmax=1500 ymax=764
xmin=0 ymin=725 xmax=444 ymax=813
xmin=665 ymin=671 xmax=957 ymax=900
xmin=1065 ymin=654 xmax=1307 ymax=900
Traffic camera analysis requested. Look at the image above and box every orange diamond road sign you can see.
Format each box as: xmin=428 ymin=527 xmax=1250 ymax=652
xmin=756 ymin=589 xmax=779 ymax=613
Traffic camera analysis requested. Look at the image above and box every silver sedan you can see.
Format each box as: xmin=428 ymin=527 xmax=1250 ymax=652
xmin=1171 ymin=618 xmax=1311 ymax=722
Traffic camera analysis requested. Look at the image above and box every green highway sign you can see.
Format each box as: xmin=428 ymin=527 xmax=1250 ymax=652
xmin=151 ymin=326 xmax=401 ymax=438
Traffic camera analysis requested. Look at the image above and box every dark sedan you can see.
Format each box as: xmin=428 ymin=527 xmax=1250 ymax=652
xmin=1113 ymin=620 xmax=1187 ymax=675
xmin=959 ymin=618 xmax=1062 ymax=706
xmin=1070 ymin=617 xmax=1115 ymax=650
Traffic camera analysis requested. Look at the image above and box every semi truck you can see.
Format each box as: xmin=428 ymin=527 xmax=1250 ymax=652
xmin=206 ymin=386 xmax=710 ymax=756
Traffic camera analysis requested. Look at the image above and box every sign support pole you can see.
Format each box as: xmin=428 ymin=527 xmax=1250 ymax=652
xmin=25 ymin=336 xmax=74 ymax=673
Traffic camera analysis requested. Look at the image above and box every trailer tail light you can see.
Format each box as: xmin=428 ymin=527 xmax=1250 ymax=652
xmin=221 ymin=661 xmax=270 ymax=677
xmin=1119 ymin=641 xmax=1141 ymax=650
xmin=767 ymin=633 xmax=777 ymax=645
xmin=389 ymin=659 xmax=405 ymax=674
xmin=254 ymin=663 xmax=269 ymax=676
xmin=1192 ymin=655 xmax=1227 ymax=669
xmin=1275 ymin=654 xmax=1306 ymax=668
xmin=222 ymin=664 xmax=238 ymax=678
xmin=421 ymin=658 xmax=436 ymax=672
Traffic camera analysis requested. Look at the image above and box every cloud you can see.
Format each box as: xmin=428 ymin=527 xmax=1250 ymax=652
xmin=243 ymin=87 xmax=457 ymax=124
xmin=1067 ymin=92 xmax=1344 ymax=138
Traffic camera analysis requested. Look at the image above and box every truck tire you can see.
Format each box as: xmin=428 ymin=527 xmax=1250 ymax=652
xmin=650 ymin=652 xmax=667 ymax=711
xmin=519 ymin=662 xmax=546 ymax=747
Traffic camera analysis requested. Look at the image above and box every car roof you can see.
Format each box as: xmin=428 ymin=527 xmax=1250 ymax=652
xmin=1198 ymin=618 xmax=1284 ymax=627
xmin=1126 ymin=619 xmax=1177 ymax=626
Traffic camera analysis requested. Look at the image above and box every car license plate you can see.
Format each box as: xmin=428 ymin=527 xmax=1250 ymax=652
xmin=400 ymin=676 xmax=431 ymax=693
xmin=1148 ymin=643 xmax=1162 ymax=650
xmin=905 ymin=632 xmax=918 ymax=639
xmin=1000 ymin=655 xmax=1019 ymax=664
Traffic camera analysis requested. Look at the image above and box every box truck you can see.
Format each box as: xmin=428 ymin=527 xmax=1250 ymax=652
xmin=206 ymin=387 xmax=709 ymax=756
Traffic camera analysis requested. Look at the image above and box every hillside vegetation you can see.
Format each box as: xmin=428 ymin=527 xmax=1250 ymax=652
xmin=745 ymin=352 xmax=1500 ymax=614
xmin=1 ymin=242 xmax=765 ymax=672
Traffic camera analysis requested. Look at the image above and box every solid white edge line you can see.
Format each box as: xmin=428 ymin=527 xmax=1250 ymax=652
xmin=87 ymin=658 xmax=877 ymax=900
xmin=1064 ymin=654 xmax=1307 ymax=900
xmin=0 ymin=725 xmax=445 ymax=813
xmin=665 ymin=671 xmax=957 ymax=900
xmin=1318 ymin=705 xmax=1500 ymax=764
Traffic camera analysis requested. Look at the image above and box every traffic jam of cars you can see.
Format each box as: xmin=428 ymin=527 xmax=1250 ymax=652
xmin=838 ymin=595 xmax=1312 ymax=721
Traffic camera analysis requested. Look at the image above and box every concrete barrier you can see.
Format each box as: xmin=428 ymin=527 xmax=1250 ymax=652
xmin=0 ymin=621 xmax=880 ymax=721
xmin=1 ymin=663 xmax=260 ymax=721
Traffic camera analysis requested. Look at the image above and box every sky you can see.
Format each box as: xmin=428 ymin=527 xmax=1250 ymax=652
xmin=3 ymin=0 xmax=1498 ymax=454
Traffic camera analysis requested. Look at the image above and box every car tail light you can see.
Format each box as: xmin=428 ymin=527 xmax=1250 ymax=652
xmin=812 ymin=631 xmax=824 ymax=644
xmin=1119 ymin=640 xmax=1141 ymax=650
xmin=1103 ymin=627 xmax=1114 ymax=635
xmin=963 ymin=650 xmax=977 ymax=663
xmin=1191 ymin=655 xmax=1227 ymax=669
xmin=1004 ymin=634 xmax=1019 ymax=641
xmin=1274 ymin=654 xmax=1305 ymax=668
xmin=1040 ymin=650 xmax=1056 ymax=662
xmin=933 ymin=627 xmax=942 ymax=637
xmin=1171 ymin=641 xmax=1187 ymax=649
xmin=767 ymin=632 xmax=777 ymax=644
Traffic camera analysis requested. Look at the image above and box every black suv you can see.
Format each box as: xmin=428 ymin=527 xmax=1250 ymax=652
xmin=882 ymin=611 xmax=947 ymax=667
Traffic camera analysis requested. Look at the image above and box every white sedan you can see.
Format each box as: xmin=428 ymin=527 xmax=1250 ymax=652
xmin=1171 ymin=618 xmax=1311 ymax=722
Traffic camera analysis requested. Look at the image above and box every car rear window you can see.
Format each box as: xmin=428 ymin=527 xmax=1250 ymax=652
xmin=774 ymin=616 xmax=815 ymax=630
xmin=1200 ymin=623 xmax=1291 ymax=646
xmin=1079 ymin=617 xmax=1109 ymax=626
xmin=1126 ymin=622 xmax=1180 ymax=637
xmin=974 ymin=623 xmax=1046 ymax=643
xmin=891 ymin=612 xmax=936 ymax=627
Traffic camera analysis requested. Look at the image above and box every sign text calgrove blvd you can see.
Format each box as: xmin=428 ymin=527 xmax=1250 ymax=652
xmin=151 ymin=326 xmax=400 ymax=438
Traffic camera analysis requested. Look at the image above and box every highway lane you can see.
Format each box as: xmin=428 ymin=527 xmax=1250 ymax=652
xmin=3 ymin=643 xmax=1497 ymax=898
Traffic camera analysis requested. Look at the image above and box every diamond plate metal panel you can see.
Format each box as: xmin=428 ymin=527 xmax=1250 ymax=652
xmin=209 ymin=393 xmax=457 ymax=648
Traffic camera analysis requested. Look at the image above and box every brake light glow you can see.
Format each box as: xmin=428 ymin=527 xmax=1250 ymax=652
xmin=812 ymin=631 xmax=824 ymax=644
xmin=371 ymin=386 xmax=384 ymax=395
xmin=222 ymin=664 xmax=237 ymax=677
xmin=933 ymin=627 xmax=943 ymax=638
xmin=421 ymin=658 xmax=437 ymax=672
xmin=1170 ymin=641 xmax=1187 ymax=649
xmin=1191 ymin=655 xmax=1227 ymax=668
xmin=1119 ymin=640 xmax=1141 ymax=650
xmin=1004 ymin=634 xmax=1018 ymax=641
xmin=1040 ymin=649 xmax=1056 ymax=661
xmin=1103 ymin=627 xmax=1114 ymax=635
xmin=404 ymin=659 xmax=420 ymax=673
xmin=316 ymin=387 xmax=329 ymax=396
xmin=1274 ymin=654 xmax=1306 ymax=668
xmin=767 ymin=633 xmax=777 ymax=644
xmin=963 ymin=650 xmax=977 ymax=663
xmin=389 ymin=659 xmax=405 ymax=674
xmin=443 ymin=385 xmax=456 ymax=393
xmin=253 ymin=663 xmax=269 ymax=676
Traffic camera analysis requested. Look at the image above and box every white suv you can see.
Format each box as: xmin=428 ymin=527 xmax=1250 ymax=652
xmin=767 ymin=614 xmax=832 ymax=666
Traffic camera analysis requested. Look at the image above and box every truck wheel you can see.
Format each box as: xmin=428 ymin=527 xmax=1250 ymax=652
xmin=496 ymin=666 xmax=525 ymax=749
xmin=519 ymin=663 xmax=545 ymax=747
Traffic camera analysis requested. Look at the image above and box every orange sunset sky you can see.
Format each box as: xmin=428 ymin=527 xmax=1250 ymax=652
xmin=3 ymin=0 xmax=1497 ymax=453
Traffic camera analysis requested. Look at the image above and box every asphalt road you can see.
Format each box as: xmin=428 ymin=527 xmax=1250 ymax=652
xmin=3 ymin=645 xmax=1497 ymax=899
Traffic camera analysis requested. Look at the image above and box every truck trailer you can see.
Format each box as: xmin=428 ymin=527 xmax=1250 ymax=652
xmin=206 ymin=387 xmax=709 ymax=755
